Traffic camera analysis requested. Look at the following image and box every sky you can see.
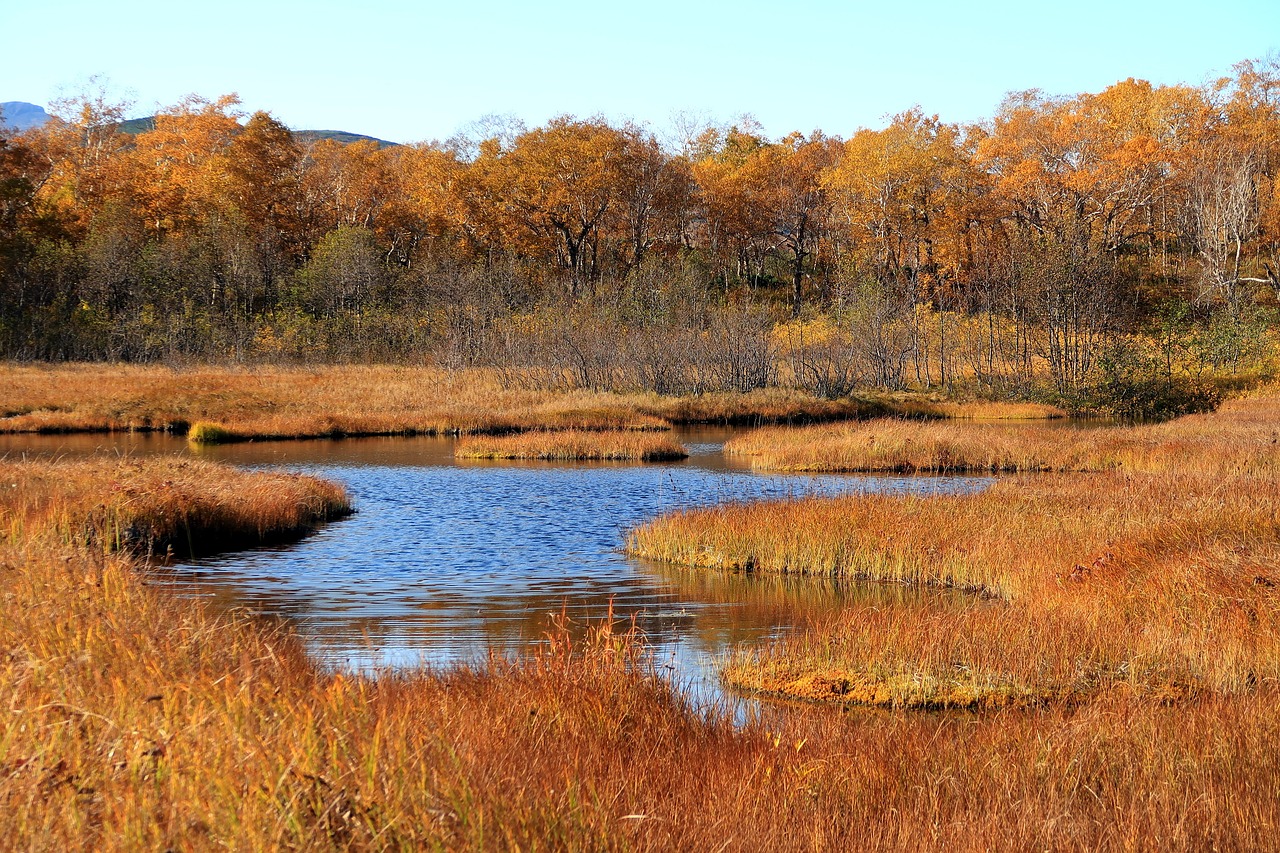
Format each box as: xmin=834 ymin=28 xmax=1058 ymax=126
xmin=3 ymin=0 xmax=1278 ymax=145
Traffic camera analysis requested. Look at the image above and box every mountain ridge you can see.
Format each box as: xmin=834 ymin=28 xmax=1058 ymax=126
xmin=0 ymin=101 xmax=51 ymax=132
xmin=1 ymin=101 xmax=395 ymax=147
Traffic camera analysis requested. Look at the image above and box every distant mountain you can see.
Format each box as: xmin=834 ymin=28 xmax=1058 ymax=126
xmin=2 ymin=101 xmax=396 ymax=147
xmin=117 ymin=115 xmax=156 ymax=135
xmin=113 ymin=116 xmax=396 ymax=148
xmin=294 ymin=129 xmax=398 ymax=148
xmin=0 ymin=101 xmax=50 ymax=131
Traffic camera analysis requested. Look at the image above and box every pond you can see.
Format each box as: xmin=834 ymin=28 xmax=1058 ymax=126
xmin=1 ymin=429 xmax=987 ymax=708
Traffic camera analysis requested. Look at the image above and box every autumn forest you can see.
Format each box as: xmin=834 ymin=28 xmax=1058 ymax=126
xmin=2 ymin=58 xmax=1279 ymax=410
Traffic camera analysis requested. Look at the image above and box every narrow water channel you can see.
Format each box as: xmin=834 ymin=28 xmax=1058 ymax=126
xmin=2 ymin=429 xmax=987 ymax=708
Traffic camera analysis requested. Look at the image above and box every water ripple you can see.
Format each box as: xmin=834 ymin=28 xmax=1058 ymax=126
xmin=158 ymin=430 xmax=987 ymax=706
xmin=1 ymin=428 xmax=987 ymax=709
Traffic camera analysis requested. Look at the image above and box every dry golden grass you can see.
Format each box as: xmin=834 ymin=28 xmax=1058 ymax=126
xmin=0 ymin=363 xmax=887 ymax=440
xmin=656 ymin=387 xmax=864 ymax=423
xmin=5 ymin=454 xmax=1280 ymax=847
xmin=0 ymin=456 xmax=351 ymax=555
xmin=726 ymin=393 xmax=1280 ymax=473
xmin=0 ymin=363 xmax=1067 ymax=445
xmin=0 ymin=363 xmax=673 ymax=437
xmin=456 ymin=429 xmax=688 ymax=461
xmin=881 ymin=398 xmax=1067 ymax=420
xmin=630 ymin=395 xmax=1280 ymax=709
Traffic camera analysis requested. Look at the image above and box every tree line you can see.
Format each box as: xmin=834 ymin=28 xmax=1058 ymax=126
xmin=1 ymin=59 xmax=1278 ymax=408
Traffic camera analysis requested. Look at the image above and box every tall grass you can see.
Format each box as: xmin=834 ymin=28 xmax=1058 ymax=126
xmin=725 ymin=393 xmax=1280 ymax=473
xmin=0 ymin=363 xmax=1069 ymax=442
xmin=0 ymin=456 xmax=350 ymax=555
xmin=0 ymin=364 xmax=829 ymax=437
xmin=5 ymin=456 xmax=1280 ymax=847
xmin=631 ymin=396 xmax=1280 ymax=708
xmin=880 ymin=398 xmax=1067 ymax=420
xmin=456 ymin=429 xmax=688 ymax=461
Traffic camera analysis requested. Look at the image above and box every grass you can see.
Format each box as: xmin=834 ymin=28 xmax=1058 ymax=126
xmin=456 ymin=429 xmax=688 ymax=461
xmin=875 ymin=397 xmax=1067 ymax=420
xmin=0 ymin=363 xmax=1067 ymax=443
xmin=724 ymin=394 xmax=1280 ymax=473
xmin=629 ymin=393 xmax=1280 ymax=709
xmin=0 ymin=364 xmax=668 ymax=437
xmin=185 ymin=421 xmax=241 ymax=445
xmin=5 ymin=447 xmax=1280 ymax=846
xmin=0 ymin=456 xmax=351 ymax=556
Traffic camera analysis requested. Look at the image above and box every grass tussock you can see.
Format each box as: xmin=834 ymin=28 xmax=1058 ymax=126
xmin=726 ymin=393 xmax=1280 ymax=474
xmin=456 ymin=429 xmax=688 ymax=461
xmin=0 ymin=456 xmax=351 ymax=556
xmin=631 ymin=396 xmax=1280 ymax=709
xmin=185 ymin=421 xmax=241 ymax=444
xmin=5 ymin=454 xmax=1280 ymax=846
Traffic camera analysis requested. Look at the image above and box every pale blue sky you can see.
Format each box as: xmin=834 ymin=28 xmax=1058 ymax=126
xmin=3 ymin=0 xmax=1277 ymax=144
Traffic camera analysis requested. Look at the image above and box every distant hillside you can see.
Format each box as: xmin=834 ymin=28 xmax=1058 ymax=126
xmin=2 ymin=102 xmax=395 ymax=147
xmin=294 ymin=129 xmax=398 ymax=148
xmin=0 ymin=101 xmax=50 ymax=131
xmin=117 ymin=116 xmax=156 ymax=134
xmin=114 ymin=116 xmax=394 ymax=148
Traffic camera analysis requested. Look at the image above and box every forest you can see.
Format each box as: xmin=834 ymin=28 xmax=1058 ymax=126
xmin=1 ymin=58 xmax=1278 ymax=413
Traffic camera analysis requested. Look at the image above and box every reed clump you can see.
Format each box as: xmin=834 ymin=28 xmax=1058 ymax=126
xmin=726 ymin=393 xmax=1280 ymax=474
xmin=456 ymin=429 xmax=688 ymax=462
xmin=632 ymin=395 xmax=1280 ymax=708
xmin=0 ymin=456 xmax=351 ymax=555
xmin=186 ymin=421 xmax=241 ymax=444
xmin=6 ymin=453 xmax=1280 ymax=847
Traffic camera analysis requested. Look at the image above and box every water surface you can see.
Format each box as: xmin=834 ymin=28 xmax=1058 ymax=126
xmin=2 ymin=429 xmax=986 ymax=707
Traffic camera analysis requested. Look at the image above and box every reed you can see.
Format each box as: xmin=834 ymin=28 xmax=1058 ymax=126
xmin=881 ymin=398 xmax=1067 ymax=420
xmin=0 ymin=456 xmax=351 ymax=555
xmin=5 ymin=455 xmax=1280 ymax=847
xmin=0 ymin=363 xmax=1068 ymax=443
xmin=725 ymin=393 xmax=1280 ymax=474
xmin=0 ymin=364 xmax=670 ymax=437
xmin=185 ymin=421 xmax=241 ymax=444
xmin=456 ymin=429 xmax=688 ymax=461
xmin=631 ymin=395 xmax=1280 ymax=708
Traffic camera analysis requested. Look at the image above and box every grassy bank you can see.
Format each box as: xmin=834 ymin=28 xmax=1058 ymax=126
xmin=1 ymin=456 xmax=351 ymax=554
xmin=456 ymin=429 xmax=688 ymax=461
xmin=5 ymin=458 xmax=1280 ymax=846
xmin=630 ymin=395 xmax=1280 ymax=708
xmin=0 ymin=363 xmax=1065 ymax=442
xmin=725 ymin=394 xmax=1280 ymax=473
xmin=874 ymin=398 xmax=1067 ymax=420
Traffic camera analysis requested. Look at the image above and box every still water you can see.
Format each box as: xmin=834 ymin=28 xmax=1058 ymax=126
xmin=2 ymin=429 xmax=987 ymax=706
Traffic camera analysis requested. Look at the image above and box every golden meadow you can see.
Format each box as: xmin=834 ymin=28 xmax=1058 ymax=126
xmin=4 ymin=364 xmax=1280 ymax=849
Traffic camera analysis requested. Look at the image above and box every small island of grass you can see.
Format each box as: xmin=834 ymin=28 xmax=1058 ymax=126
xmin=455 ymin=429 xmax=688 ymax=462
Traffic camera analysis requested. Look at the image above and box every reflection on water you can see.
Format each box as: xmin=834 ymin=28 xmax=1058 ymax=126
xmin=2 ymin=428 xmax=986 ymax=707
